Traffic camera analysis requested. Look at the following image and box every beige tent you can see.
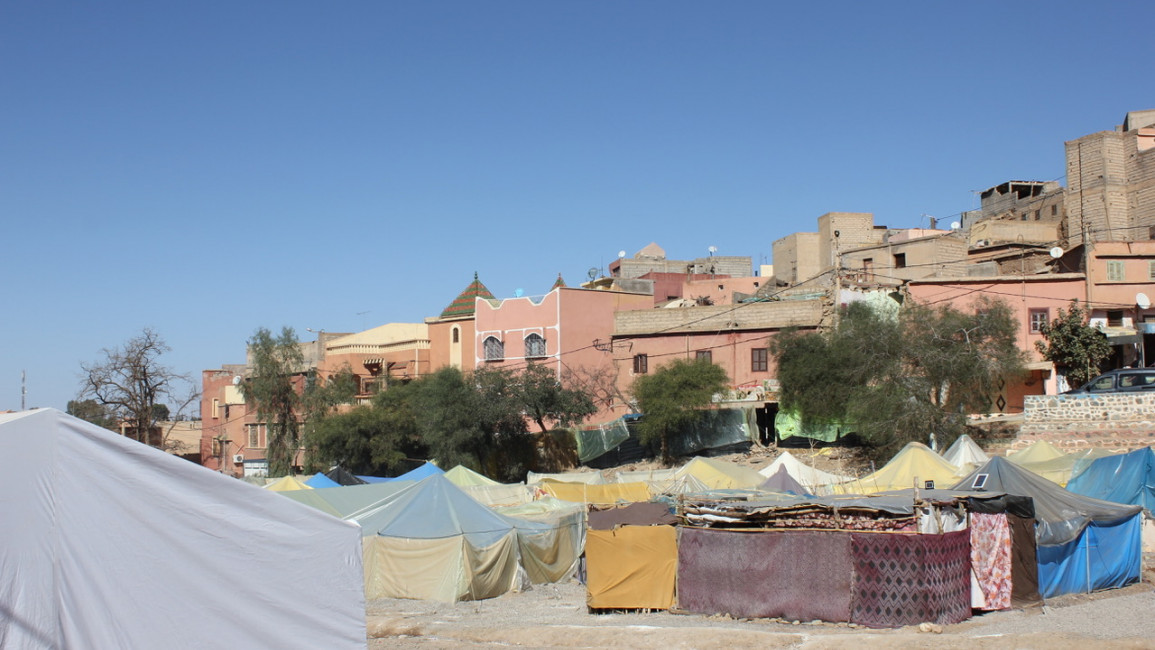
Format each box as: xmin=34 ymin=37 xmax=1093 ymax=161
xmin=264 ymin=475 xmax=313 ymax=492
xmin=834 ymin=442 xmax=963 ymax=494
xmin=526 ymin=470 xmax=606 ymax=485
xmin=444 ymin=464 xmax=500 ymax=487
xmin=538 ymin=479 xmax=651 ymax=505
xmin=676 ymin=457 xmax=765 ymax=490
xmin=1009 ymin=446 xmax=1121 ymax=486
xmin=758 ymin=451 xmax=853 ymax=495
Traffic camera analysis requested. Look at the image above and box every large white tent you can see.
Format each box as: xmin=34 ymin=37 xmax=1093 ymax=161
xmin=0 ymin=409 xmax=366 ymax=649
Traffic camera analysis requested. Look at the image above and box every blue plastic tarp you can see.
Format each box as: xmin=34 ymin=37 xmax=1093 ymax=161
xmin=1066 ymin=447 xmax=1155 ymax=515
xmin=304 ymin=472 xmax=342 ymax=488
xmin=1037 ymin=514 xmax=1142 ymax=598
xmin=394 ymin=461 xmax=444 ymax=482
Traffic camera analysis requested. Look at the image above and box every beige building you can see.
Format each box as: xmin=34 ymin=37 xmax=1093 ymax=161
xmin=840 ymin=230 xmax=968 ymax=288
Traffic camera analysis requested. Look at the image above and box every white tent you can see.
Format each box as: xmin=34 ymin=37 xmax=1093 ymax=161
xmin=0 ymin=409 xmax=366 ymax=649
xmin=941 ymin=434 xmax=990 ymax=472
xmin=758 ymin=451 xmax=853 ymax=495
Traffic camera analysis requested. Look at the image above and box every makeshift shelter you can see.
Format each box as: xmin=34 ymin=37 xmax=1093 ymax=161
xmin=305 ymin=472 xmax=342 ymax=488
xmin=941 ymin=434 xmax=990 ymax=472
xmin=280 ymin=480 xmax=417 ymax=518
xmin=352 ymin=474 xmax=581 ymax=601
xmin=1007 ymin=440 xmax=1066 ymax=464
xmin=444 ymin=464 xmax=500 ymax=487
xmin=757 ymin=451 xmax=853 ymax=495
xmin=394 ymin=461 xmax=443 ymax=482
xmin=0 ymin=409 xmax=366 ymax=648
xmin=676 ymin=457 xmax=765 ymax=490
xmin=537 ymin=479 xmax=650 ymax=505
xmin=585 ymin=504 xmax=678 ymax=610
xmin=264 ymin=474 xmax=313 ymax=491
xmin=834 ymin=442 xmax=963 ymax=494
xmin=326 ymin=466 xmax=369 ymax=486
xmin=1067 ymin=447 xmax=1155 ymax=514
xmin=758 ymin=465 xmax=809 ymax=495
xmin=526 ymin=470 xmax=605 ymax=485
xmin=954 ymin=457 xmax=1143 ymax=597
xmin=1008 ymin=443 xmax=1118 ymax=486
xmin=461 ymin=482 xmax=535 ymax=507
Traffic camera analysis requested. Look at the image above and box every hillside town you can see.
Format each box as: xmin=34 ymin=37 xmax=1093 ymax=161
xmin=6 ymin=110 xmax=1155 ymax=648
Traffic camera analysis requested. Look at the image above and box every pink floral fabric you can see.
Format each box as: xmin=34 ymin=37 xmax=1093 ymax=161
xmin=970 ymin=512 xmax=1013 ymax=610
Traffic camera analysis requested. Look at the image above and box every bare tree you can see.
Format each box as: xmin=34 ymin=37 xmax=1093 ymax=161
xmin=79 ymin=328 xmax=199 ymax=448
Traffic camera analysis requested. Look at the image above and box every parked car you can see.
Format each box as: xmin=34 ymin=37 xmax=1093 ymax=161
xmin=1064 ymin=368 xmax=1155 ymax=394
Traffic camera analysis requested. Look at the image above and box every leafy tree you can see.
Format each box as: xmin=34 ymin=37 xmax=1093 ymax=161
xmin=510 ymin=361 xmax=597 ymax=432
xmin=299 ymin=365 xmax=359 ymax=471
xmin=631 ymin=358 xmax=730 ymax=464
xmin=772 ymin=298 xmax=1025 ymax=459
xmin=1035 ymin=300 xmax=1111 ymax=389
xmin=78 ymin=328 xmax=199 ymax=447
xmin=66 ymin=399 xmax=118 ymax=431
xmin=241 ymin=326 xmax=305 ymax=477
xmin=305 ymin=381 xmax=423 ymax=475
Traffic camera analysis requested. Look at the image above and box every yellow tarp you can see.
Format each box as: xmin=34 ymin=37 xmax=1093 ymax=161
xmin=1007 ymin=440 xmax=1067 ymax=465
xmin=834 ymin=442 xmax=963 ymax=494
xmin=1010 ymin=447 xmax=1120 ymax=486
xmin=539 ymin=480 xmax=651 ymax=505
xmin=585 ymin=525 xmax=677 ymax=610
xmin=676 ymin=457 xmax=765 ymax=490
xmin=264 ymin=475 xmax=313 ymax=492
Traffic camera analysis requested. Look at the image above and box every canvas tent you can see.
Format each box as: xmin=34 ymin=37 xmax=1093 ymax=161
xmin=941 ymin=434 xmax=989 ymax=472
xmin=0 ymin=409 xmax=366 ymax=649
xmin=264 ymin=474 xmax=313 ymax=491
xmin=444 ymin=464 xmax=500 ymax=487
xmin=834 ymin=442 xmax=963 ymax=494
xmin=676 ymin=456 xmax=765 ymax=490
xmin=1007 ymin=442 xmax=1118 ymax=486
xmin=954 ymin=456 xmax=1143 ymax=597
xmin=758 ymin=451 xmax=853 ymax=495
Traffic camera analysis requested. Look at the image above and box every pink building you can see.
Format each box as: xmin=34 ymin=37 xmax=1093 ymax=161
xmin=473 ymin=285 xmax=653 ymax=423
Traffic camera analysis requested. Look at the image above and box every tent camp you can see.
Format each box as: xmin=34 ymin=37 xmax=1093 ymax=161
xmin=1007 ymin=441 xmax=1118 ymax=486
xmin=941 ymin=434 xmax=990 ymax=472
xmin=834 ymin=442 xmax=963 ymax=494
xmin=351 ymin=474 xmax=582 ymax=601
xmin=0 ymin=409 xmax=366 ymax=649
xmin=757 ymin=451 xmax=853 ymax=495
xmin=954 ymin=456 xmax=1143 ymax=597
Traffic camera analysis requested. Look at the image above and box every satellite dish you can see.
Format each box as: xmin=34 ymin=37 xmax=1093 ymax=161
xmin=618 ymin=250 xmax=626 ymax=259
xmin=232 ymin=375 xmax=242 ymax=386
xmin=587 ymin=267 xmax=599 ymax=280
xmin=1049 ymin=246 xmax=1064 ymax=259
xmin=708 ymin=245 xmax=718 ymax=254
xmin=1138 ymin=293 xmax=1151 ymax=310
xmin=950 ymin=221 xmax=961 ymax=230
xmin=514 ymin=288 xmax=525 ymax=298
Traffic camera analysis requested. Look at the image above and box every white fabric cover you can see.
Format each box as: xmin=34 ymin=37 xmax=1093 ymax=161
xmin=941 ymin=434 xmax=990 ymax=472
xmin=0 ymin=409 xmax=366 ymax=649
xmin=758 ymin=451 xmax=853 ymax=495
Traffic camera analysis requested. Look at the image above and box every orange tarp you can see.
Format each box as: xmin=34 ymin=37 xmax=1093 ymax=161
xmin=585 ymin=525 xmax=677 ymax=610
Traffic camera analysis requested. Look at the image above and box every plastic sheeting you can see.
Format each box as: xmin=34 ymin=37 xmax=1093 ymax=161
xmin=585 ymin=526 xmax=677 ymax=610
xmin=0 ymin=409 xmax=366 ymax=649
xmin=773 ymin=408 xmax=848 ymax=443
xmin=1037 ymin=514 xmax=1142 ymax=598
xmin=573 ymin=417 xmax=632 ymax=463
xmin=526 ymin=470 xmax=605 ymax=485
xmin=444 ymin=465 xmax=500 ymax=487
xmin=758 ymin=451 xmax=853 ymax=495
xmin=667 ymin=407 xmax=757 ymax=456
xmin=954 ymin=457 xmax=1143 ymax=547
xmin=538 ymin=480 xmax=651 ymax=505
xmin=1066 ymin=447 xmax=1155 ymax=514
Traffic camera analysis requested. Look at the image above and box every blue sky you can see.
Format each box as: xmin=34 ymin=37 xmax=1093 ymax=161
xmin=2 ymin=2 xmax=1151 ymax=411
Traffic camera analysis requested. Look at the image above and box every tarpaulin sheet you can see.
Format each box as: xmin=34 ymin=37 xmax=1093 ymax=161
xmin=849 ymin=531 xmax=972 ymax=628
xmin=667 ymin=407 xmax=756 ymax=457
xmin=574 ymin=417 xmax=632 ymax=463
xmin=1037 ymin=514 xmax=1142 ymax=598
xmin=677 ymin=528 xmax=853 ymax=622
xmin=774 ymin=408 xmax=846 ymax=443
xmin=585 ymin=526 xmax=677 ymax=610
xmin=1067 ymin=446 xmax=1155 ymax=514
xmin=540 ymin=480 xmax=650 ymax=505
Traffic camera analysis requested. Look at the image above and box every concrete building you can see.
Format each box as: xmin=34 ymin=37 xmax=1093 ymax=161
xmin=609 ymin=243 xmax=753 ymax=281
xmin=1065 ymin=109 xmax=1155 ymax=246
xmin=839 ymin=230 xmax=968 ymax=288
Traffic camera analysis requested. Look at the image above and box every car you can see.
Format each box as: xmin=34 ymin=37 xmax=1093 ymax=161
xmin=1064 ymin=368 xmax=1155 ymax=394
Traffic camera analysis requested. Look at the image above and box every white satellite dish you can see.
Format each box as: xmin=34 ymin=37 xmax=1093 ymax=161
xmin=950 ymin=221 xmax=961 ymax=230
xmin=232 ymin=375 xmax=242 ymax=386
xmin=1049 ymin=246 xmax=1064 ymax=259
xmin=618 ymin=250 xmax=626 ymax=259
xmin=1137 ymin=293 xmax=1151 ymax=310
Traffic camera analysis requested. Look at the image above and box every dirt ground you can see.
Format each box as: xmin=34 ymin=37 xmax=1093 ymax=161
xmin=366 ymin=559 xmax=1155 ymax=649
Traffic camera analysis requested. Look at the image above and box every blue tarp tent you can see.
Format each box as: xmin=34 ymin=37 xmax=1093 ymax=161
xmin=304 ymin=472 xmax=342 ymax=488
xmin=394 ymin=461 xmax=444 ymax=482
xmin=954 ymin=456 xmax=1143 ymax=598
xmin=1067 ymin=447 xmax=1155 ymax=514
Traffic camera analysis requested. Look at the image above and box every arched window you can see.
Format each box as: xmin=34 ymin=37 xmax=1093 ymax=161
xmin=483 ymin=336 xmax=504 ymax=361
xmin=451 ymin=327 xmax=460 ymax=343
xmin=524 ymin=333 xmax=546 ymax=358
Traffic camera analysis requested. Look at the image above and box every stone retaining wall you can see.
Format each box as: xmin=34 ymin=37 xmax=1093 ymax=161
xmin=1016 ymin=393 xmax=1155 ymax=452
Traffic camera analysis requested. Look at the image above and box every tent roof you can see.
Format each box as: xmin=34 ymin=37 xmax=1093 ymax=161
xmin=1007 ymin=440 xmax=1066 ymax=465
xmin=953 ymin=456 xmax=1142 ymax=546
xmin=1067 ymin=447 xmax=1155 ymax=514
xmin=941 ymin=434 xmax=990 ymax=470
xmin=677 ymin=457 xmax=765 ymax=490
xmin=325 ymin=466 xmax=368 ymax=486
xmin=0 ymin=409 xmax=365 ymax=648
xmin=305 ymin=472 xmax=342 ymax=488
xmin=264 ymin=475 xmax=313 ymax=491
xmin=837 ymin=442 xmax=962 ymax=494
xmin=444 ymin=464 xmax=500 ymax=487
xmin=758 ymin=465 xmax=809 ymax=495
xmin=757 ymin=451 xmax=852 ymax=492
xmin=394 ymin=460 xmax=444 ymax=482
xmin=281 ymin=480 xmax=418 ymax=518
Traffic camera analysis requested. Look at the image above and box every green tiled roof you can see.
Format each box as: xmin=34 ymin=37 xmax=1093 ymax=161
xmin=440 ymin=273 xmax=496 ymax=318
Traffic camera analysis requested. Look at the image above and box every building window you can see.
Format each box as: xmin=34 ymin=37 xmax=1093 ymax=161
xmin=361 ymin=377 xmax=382 ymax=395
xmin=893 ymin=253 xmax=906 ymax=269
xmin=452 ymin=327 xmax=460 ymax=344
xmin=1107 ymin=310 xmax=1124 ymax=327
xmin=212 ymin=398 xmax=220 ymax=419
xmin=483 ymin=336 xmax=504 ymax=361
xmin=524 ymin=333 xmax=546 ymax=358
xmin=1034 ymin=210 xmax=1040 ymax=221
xmin=246 ymin=423 xmax=266 ymax=449
xmin=1148 ymin=260 xmax=1155 ymax=281
xmin=862 ymin=258 xmax=874 ymax=282
xmin=633 ymin=354 xmax=648 ymax=374
xmin=1107 ymin=260 xmax=1125 ymax=282
xmin=1051 ymin=205 xmax=1058 ymax=216
xmin=751 ymin=348 xmax=768 ymax=372
xmin=696 ymin=350 xmax=712 ymax=363
xmin=1029 ymin=309 xmax=1049 ymax=334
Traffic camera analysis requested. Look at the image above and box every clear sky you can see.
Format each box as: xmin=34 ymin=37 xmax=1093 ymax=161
xmin=2 ymin=2 xmax=1152 ymax=411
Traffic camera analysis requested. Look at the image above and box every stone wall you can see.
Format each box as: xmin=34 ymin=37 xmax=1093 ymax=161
xmin=1016 ymin=393 xmax=1155 ymax=451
